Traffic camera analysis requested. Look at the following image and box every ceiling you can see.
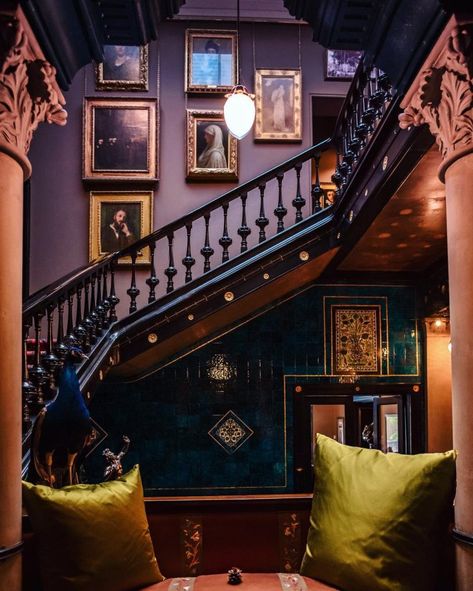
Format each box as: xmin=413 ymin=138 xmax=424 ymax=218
xmin=338 ymin=147 xmax=447 ymax=273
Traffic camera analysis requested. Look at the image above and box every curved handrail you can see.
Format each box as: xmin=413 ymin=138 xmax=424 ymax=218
xmin=21 ymin=54 xmax=395 ymax=433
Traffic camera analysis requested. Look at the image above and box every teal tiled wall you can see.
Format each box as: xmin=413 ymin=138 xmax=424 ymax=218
xmin=84 ymin=283 xmax=421 ymax=494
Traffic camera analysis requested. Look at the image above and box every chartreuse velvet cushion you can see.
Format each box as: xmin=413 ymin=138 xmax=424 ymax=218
xmin=300 ymin=434 xmax=456 ymax=591
xmin=22 ymin=465 xmax=164 ymax=591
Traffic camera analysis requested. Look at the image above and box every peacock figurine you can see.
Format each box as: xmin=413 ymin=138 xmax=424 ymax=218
xmin=29 ymin=347 xmax=93 ymax=488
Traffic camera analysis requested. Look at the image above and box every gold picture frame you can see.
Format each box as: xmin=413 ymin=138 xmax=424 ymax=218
xmin=320 ymin=182 xmax=336 ymax=208
xmin=185 ymin=29 xmax=238 ymax=94
xmin=89 ymin=191 xmax=153 ymax=265
xmin=83 ymin=98 xmax=158 ymax=182
xmin=186 ymin=110 xmax=238 ymax=182
xmin=95 ymin=45 xmax=149 ymax=91
xmin=255 ymin=69 xmax=302 ymax=142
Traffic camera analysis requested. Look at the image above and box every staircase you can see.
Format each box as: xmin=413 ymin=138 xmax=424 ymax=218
xmin=23 ymin=57 xmax=435 ymax=473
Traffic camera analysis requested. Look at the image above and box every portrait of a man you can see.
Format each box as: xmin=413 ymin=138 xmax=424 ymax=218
xmin=89 ymin=191 xmax=153 ymax=264
xmin=255 ymin=70 xmax=302 ymax=142
xmin=186 ymin=30 xmax=237 ymax=93
xmin=100 ymin=205 xmax=139 ymax=254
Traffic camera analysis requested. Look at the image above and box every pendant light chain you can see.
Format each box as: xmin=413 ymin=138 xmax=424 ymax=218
xmin=237 ymin=0 xmax=241 ymax=86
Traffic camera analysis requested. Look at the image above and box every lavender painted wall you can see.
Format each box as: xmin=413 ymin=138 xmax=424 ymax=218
xmin=28 ymin=21 xmax=349 ymax=293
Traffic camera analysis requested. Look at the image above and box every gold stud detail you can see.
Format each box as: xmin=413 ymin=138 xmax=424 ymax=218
xmin=148 ymin=333 xmax=158 ymax=344
xmin=364 ymin=188 xmax=368 ymax=196
xmin=355 ymin=386 xmax=361 ymax=392
xmin=349 ymin=210 xmax=354 ymax=222
xmin=187 ymin=314 xmax=194 ymax=321
xmin=382 ymin=155 xmax=389 ymax=171
xmin=337 ymin=232 xmax=341 ymax=240
xmin=299 ymin=251 xmax=309 ymax=261
xmin=224 ymin=291 xmax=234 ymax=302
xmin=412 ymin=385 xmax=420 ymax=393
xmin=263 ymin=273 xmax=270 ymax=280
xmin=99 ymin=370 xmax=103 ymax=381
xmin=86 ymin=391 xmax=91 ymax=400
xmin=295 ymin=385 xmax=302 ymax=393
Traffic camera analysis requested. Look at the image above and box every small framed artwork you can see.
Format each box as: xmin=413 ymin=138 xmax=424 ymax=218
xmin=83 ymin=98 xmax=158 ymax=181
xmin=320 ymin=182 xmax=337 ymax=208
xmin=95 ymin=45 xmax=148 ymax=90
xmin=325 ymin=50 xmax=362 ymax=81
xmin=186 ymin=110 xmax=238 ymax=181
xmin=254 ymin=69 xmax=302 ymax=142
xmin=185 ymin=29 xmax=237 ymax=93
xmin=89 ymin=191 xmax=153 ymax=264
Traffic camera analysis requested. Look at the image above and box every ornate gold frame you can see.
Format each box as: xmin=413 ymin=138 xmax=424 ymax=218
xmin=95 ymin=45 xmax=149 ymax=91
xmin=185 ymin=29 xmax=238 ymax=94
xmin=89 ymin=191 xmax=153 ymax=265
xmin=254 ymin=69 xmax=302 ymax=142
xmin=83 ymin=98 xmax=158 ymax=182
xmin=186 ymin=110 xmax=238 ymax=182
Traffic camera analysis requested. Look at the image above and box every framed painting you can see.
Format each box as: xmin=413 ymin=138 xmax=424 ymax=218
xmin=83 ymin=98 xmax=158 ymax=181
xmin=89 ymin=191 xmax=153 ymax=265
xmin=254 ymin=69 xmax=302 ymax=142
xmin=185 ymin=29 xmax=237 ymax=93
xmin=95 ymin=45 xmax=148 ymax=90
xmin=325 ymin=50 xmax=362 ymax=81
xmin=320 ymin=182 xmax=337 ymax=208
xmin=186 ymin=110 xmax=238 ymax=181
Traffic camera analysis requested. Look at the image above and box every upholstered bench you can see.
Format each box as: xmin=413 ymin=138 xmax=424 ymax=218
xmin=142 ymin=573 xmax=338 ymax=590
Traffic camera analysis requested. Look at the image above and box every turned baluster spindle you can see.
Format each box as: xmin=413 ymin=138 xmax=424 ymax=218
xmin=219 ymin=202 xmax=232 ymax=263
xmin=201 ymin=213 xmax=214 ymax=272
xmin=65 ymin=290 xmax=79 ymax=347
xmin=22 ymin=320 xmax=35 ymax=428
xmin=108 ymin=261 xmax=120 ymax=323
xmin=165 ymin=233 xmax=177 ymax=293
xmin=95 ymin=269 xmax=105 ymax=334
xmin=74 ymin=283 xmax=88 ymax=347
xmin=29 ymin=312 xmax=48 ymax=409
xmin=127 ymin=250 xmax=140 ymax=313
xmin=274 ymin=173 xmax=287 ymax=233
xmin=42 ymin=303 xmax=61 ymax=389
xmin=101 ymin=266 xmax=111 ymax=328
xmin=311 ymin=154 xmax=324 ymax=213
xmin=237 ymin=193 xmax=251 ymax=253
xmin=256 ymin=184 xmax=269 ymax=243
xmin=54 ymin=295 xmax=68 ymax=360
xmin=292 ymin=163 xmax=306 ymax=223
xmin=83 ymin=278 xmax=96 ymax=346
xmin=89 ymin=274 xmax=99 ymax=336
xmin=146 ymin=241 xmax=160 ymax=302
xmin=182 ymin=224 xmax=195 ymax=284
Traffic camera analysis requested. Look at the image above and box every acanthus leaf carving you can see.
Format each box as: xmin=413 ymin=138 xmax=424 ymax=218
xmin=0 ymin=16 xmax=67 ymax=159
xmin=399 ymin=25 xmax=473 ymax=174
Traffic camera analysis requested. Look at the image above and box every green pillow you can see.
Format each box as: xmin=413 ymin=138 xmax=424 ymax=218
xmin=22 ymin=465 xmax=164 ymax=591
xmin=301 ymin=434 xmax=456 ymax=591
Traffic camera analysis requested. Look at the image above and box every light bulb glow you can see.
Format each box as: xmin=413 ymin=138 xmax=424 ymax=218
xmin=224 ymin=86 xmax=255 ymax=140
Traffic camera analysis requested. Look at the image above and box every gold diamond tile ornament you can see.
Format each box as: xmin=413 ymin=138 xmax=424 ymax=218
xmin=208 ymin=410 xmax=254 ymax=454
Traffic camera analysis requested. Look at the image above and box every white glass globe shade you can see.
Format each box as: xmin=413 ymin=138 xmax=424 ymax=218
xmin=224 ymin=90 xmax=256 ymax=140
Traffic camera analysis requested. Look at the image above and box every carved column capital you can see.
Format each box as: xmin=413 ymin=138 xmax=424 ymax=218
xmin=0 ymin=12 xmax=67 ymax=179
xmin=399 ymin=19 xmax=473 ymax=182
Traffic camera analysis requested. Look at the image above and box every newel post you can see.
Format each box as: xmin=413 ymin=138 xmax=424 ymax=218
xmin=0 ymin=6 xmax=67 ymax=591
xmin=399 ymin=17 xmax=473 ymax=590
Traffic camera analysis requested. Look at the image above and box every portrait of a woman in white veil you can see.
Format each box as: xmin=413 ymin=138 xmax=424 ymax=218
xmin=197 ymin=124 xmax=228 ymax=169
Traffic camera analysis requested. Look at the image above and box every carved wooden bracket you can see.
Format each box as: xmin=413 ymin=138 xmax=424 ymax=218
xmin=0 ymin=13 xmax=67 ymax=178
xmin=399 ymin=19 xmax=473 ymax=182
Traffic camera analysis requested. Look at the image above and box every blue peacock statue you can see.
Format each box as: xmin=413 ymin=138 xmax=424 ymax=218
xmin=29 ymin=347 xmax=93 ymax=487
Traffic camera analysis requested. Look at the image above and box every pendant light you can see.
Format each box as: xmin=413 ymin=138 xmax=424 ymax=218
xmin=224 ymin=0 xmax=255 ymax=140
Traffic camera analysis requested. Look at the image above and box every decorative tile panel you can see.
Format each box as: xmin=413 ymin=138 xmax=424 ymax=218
xmin=331 ymin=305 xmax=381 ymax=375
xmin=208 ymin=410 xmax=254 ymax=454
